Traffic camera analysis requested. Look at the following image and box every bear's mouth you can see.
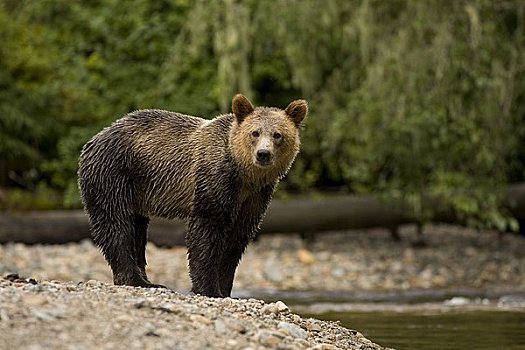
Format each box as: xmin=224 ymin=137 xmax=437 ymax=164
xmin=254 ymin=155 xmax=274 ymax=167
xmin=254 ymin=159 xmax=273 ymax=167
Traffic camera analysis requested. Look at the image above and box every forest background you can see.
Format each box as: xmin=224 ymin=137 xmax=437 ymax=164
xmin=1 ymin=0 xmax=524 ymax=231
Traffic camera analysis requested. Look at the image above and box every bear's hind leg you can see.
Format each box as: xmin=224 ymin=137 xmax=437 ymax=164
xmin=133 ymin=214 xmax=149 ymax=280
xmin=89 ymin=210 xmax=156 ymax=288
xmin=133 ymin=214 xmax=167 ymax=289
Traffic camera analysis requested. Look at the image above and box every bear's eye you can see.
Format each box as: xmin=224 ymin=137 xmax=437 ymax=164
xmin=273 ymin=132 xmax=282 ymax=140
xmin=251 ymin=131 xmax=260 ymax=138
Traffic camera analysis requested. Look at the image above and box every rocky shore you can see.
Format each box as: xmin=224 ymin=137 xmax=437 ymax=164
xmin=0 ymin=276 xmax=390 ymax=350
xmin=1 ymin=224 xmax=523 ymax=294
xmin=1 ymin=224 xmax=524 ymax=349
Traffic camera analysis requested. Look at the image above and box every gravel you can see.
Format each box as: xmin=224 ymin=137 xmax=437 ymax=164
xmin=0 ymin=276 xmax=390 ymax=350
xmin=1 ymin=224 xmax=524 ymax=349
xmin=1 ymin=224 xmax=523 ymax=293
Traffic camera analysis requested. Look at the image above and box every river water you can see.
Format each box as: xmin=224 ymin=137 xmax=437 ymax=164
xmin=237 ymin=289 xmax=525 ymax=350
xmin=301 ymin=309 xmax=525 ymax=350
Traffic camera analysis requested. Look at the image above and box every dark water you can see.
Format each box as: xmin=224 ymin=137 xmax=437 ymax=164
xmin=300 ymin=310 xmax=525 ymax=350
xmin=235 ymin=289 xmax=525 ymax=349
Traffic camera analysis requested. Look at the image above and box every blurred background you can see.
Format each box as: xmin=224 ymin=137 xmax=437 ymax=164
xmin=1 ymin=0 xmax=524 ymax=232
xmin=1 ymin=1 xmax=525 ymax=349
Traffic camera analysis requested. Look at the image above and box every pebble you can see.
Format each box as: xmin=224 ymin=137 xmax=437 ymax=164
xmin=443 ymin=297 xmax=470 ymax=306
xmin=297 ymin=249 xmax=316 ymax=265
xmin=214 ymin=319 xmax=228 ymax=334
xmin=31 ymin=306 xmax=64 ymax=321
xmin=258 ymin=332 xmax=282 ymax=347
xmin=308 ymin=345 xmax=339 ymax=350
xmin=226 ymin=339 xmax=238 ymax=347
xmin=114 ymin=314 xmax=135 ymax=323
xmin=190 ymin=314 xmax=213 ymax=325
xmin=498 ymin=295 xmax=525 ymax=308
xmin=306 ymin=321 xmax=322 ymax=332
xmin=31 ymin=308 xmax=55 ymax=321
xmin=261 ymin=300 xmax=289 ymax=315
xmin=22 ymin=294 xmax=48 ymax=306
xmin=275 ymin=300 xmax=290 ymax=313
xmin=86 ymin=280 xmax=102 ymax=287
xmin=278 ymin=321 xmax=308 ymax=339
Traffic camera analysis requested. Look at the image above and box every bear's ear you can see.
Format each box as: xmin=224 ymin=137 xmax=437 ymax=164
xmin=285 ymin=99 xmax=308 ymax=127
xmin=232 ymin=94 xmax=254 ymax=124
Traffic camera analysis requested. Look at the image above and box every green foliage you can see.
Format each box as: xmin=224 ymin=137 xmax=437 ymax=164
xmin=320 ymin=0 xmax=525 ymax=229
xmin=0 ymin=3 xmax=64 ymax=185
xmin=0 ymin=184 xmax=63 ymax=211
xmin=1 ymin=0 xmax=524 ymax=230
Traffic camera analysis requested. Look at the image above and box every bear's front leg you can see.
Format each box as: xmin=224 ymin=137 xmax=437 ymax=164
xmin=218 ymin=185 xmax=276 ymax=297
xmin=218 ymin=242 xmax=247 ymax=297
xmin=186 ymin=216 xmax=226 ymax=297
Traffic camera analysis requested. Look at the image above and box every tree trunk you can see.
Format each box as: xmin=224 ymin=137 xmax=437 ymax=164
xmin=1 ymin=183 xmax=524 ymax=246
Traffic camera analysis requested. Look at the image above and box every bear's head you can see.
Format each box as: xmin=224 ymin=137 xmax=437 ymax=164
xmin=229 ymin=94 xmax=308 ymax=183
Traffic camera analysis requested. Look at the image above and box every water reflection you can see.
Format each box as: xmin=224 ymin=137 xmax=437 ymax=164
xmin=233 ymin=289 xmax=525 ymax=350
xmin=299 ymin=310 xmax=525 ymax=350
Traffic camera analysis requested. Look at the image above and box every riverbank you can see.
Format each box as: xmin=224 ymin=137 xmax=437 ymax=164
xmin=0 ymin=276 xmax=391 ymax=350
xmin=1 ymin=224 xmax=524 ymax=294
xmin=1 ymin=224 xmax=524 ymax=349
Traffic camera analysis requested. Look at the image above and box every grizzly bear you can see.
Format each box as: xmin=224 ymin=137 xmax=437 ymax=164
xmin=78 ymin=94 xmax=308 ymax=297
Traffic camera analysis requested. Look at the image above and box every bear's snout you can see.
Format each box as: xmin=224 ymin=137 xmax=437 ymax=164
xmin=256 ymin=149 xmax=272 ymax=166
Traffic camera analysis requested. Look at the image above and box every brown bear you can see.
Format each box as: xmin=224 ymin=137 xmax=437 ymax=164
xmin=78 ymin=94 xmax=308 ymax=297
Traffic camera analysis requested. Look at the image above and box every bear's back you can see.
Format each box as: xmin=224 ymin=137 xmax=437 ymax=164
xmin=123 ymin=110 xmax=208 ymax=218
xmin=79 ymin=109 xmax=209 ymax=219
xmin=79 ymin=109 xmax=239 ymax=220
xmin=125 ymin=109 xmax=204 ymax=132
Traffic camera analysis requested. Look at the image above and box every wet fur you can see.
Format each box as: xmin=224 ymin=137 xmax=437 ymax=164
xmin=78 ymin=95 xmax=307 ymax=297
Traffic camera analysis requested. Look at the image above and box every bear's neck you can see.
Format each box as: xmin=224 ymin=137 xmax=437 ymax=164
xmin=243 ymin=165 xmax=282 ymax=188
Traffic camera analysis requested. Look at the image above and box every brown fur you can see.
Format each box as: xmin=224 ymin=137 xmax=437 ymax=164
xmin=78 ymin=94 xmax=308 ymax=296
xmin=229 ymin=109 xmax=300 ymax=185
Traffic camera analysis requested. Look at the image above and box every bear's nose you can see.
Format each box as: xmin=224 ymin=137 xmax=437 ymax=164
xmin=256 ymin=149 xmax=272 ymax=163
